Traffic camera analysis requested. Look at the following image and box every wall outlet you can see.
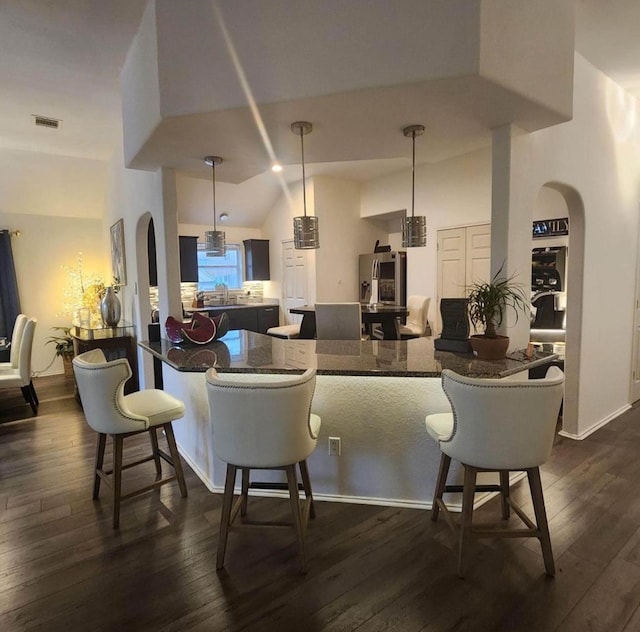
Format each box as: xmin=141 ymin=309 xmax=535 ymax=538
xmin=328 ymin=436 xmax=341 ymax=456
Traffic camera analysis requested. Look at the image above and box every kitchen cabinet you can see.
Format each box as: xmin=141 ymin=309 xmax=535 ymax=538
xmin=256 ymin=305 xmax=279 ymax=333
xmin=147 ymin=232 xmax=199 ymax=286
xmin=243 ymin=239 xmax=270 ymax=281
xmin=179 ymin=236 xmax=199 ymax=282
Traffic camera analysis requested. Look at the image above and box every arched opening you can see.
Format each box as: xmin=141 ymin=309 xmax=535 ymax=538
xmin=532 ymin=182 xmax=585 ymax=438
xmin=135 ymin=212 xmax=156 ymax=390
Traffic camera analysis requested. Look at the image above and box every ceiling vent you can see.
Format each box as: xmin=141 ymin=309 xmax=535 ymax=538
xmin=33 ymin=115 xmax=61 ymax=129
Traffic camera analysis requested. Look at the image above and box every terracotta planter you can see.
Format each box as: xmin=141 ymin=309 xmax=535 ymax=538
xmin=469 ymin=334 xmax=509 ymax=360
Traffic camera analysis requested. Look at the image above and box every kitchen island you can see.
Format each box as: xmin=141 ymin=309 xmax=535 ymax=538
xmin=140 ymin=332 xmax=557 ymax=510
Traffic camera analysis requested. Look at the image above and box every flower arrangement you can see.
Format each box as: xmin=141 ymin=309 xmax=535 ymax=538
xmin=61 ymin=252 xmax=107 ymax=326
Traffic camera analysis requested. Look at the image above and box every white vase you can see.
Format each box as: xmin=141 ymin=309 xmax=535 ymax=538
xmin=100 ymin=287 xmax=121 ymax=327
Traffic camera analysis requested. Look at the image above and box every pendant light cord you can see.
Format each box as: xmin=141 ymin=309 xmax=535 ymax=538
xmin=211 ymin=162 xmax=217 ymax=231
xmin=411 ymin=130 xmax=416 ymax=219
xmin=300 ymin=128 xmax=307 ymax=218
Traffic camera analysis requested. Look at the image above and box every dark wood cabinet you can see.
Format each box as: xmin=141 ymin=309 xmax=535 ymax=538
xmin=256 ymin=305 xmax=279 ymax=333
xmin=243 ymin=239 xmax=270 ymax=281
xmin=148 ymin=232 xmax=199 ymax=286
xmin=179 ymin=236 xmax=199 ymax=282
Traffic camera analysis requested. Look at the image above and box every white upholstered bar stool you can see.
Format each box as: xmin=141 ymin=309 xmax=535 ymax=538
xmin=0 ymin=317 xmax=38 ymax=414
xmin=315 ymin=302 xmax=366 ymax=340
xmin=0 ymin=313 xmax=27 ymax=370
xmin=73 ymin=349 xmax=188 ymax=529
xmin=425 ymin=366 xmax=564 ymax=577
xmin=399 ymin=295 xmax=431 ymax=339
xmin=205 ymin=368 xmax=320 ymax=573
xmin=266 ymin=323 xmax=301 ymax=339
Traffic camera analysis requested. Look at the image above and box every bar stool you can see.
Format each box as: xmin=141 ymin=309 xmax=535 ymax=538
xmin=425 ymin=366 xmax=564 ymax=577
xmin=206 ymin=368 xmax=320 ymax=573
xmin=72 ymin=349 xmax=188 ymax=528
xmin=266 ymin=323 xmax=301 ymax=339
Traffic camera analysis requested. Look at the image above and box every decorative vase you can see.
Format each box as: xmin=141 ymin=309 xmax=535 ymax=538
xmin=469 ymin=334 xmax=510 ymax=360
xmin=100 ymin=287 xmax=121 ymax=327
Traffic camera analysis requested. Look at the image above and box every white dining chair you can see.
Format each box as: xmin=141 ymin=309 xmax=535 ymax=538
xmin=206 ymin=368 xmax=320 ymax=573
xmin=399 ymin=295 xmax=431 ymax=338
xmin=0 ymin=313 xmax=27 ymax=370
xmin=315 ymin=302 xmax=365 ymax=340
xmin=0 ymin=317 xmax=38 ymax=414
xmin=73 ymin=348 xmax=188 ymax=528
xmin=425 ymin=366 xmax=564 ymax=577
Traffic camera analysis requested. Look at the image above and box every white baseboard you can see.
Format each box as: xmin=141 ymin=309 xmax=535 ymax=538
xmin=559 ymin=404 xmax=631 ymax=440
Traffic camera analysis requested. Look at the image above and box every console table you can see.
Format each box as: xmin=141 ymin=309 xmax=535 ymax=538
xmin=72 ymin=323 xmax=139 ymax=393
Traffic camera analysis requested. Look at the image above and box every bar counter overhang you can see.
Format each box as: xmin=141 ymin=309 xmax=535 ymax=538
xmin=140 ymin=332 xmax=557 ymax=510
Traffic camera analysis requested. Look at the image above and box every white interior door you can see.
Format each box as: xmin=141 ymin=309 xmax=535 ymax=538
xmin=465 ymin=224 xmax=491 ymax=286
xmin=437 ymin=227 xmax=467 ymax=334
xmin=436 ymin=224 xmax=491 ymax=335
xmin=282 ymin=240 xmax=308 ymax=324
xmin=631 ymin=248 xmax=640 ymax=401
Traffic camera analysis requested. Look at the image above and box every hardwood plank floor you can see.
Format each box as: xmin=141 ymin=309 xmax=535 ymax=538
xmin=2 ymin=375 xmax=640 ymax=630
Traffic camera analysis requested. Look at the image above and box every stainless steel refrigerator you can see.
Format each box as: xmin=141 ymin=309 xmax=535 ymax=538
xmin=359 ymin=251 xmax=407 ymax=305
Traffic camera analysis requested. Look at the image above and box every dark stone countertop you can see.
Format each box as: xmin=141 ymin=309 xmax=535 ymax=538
xmin=139 ymin=331 xmax=557 ymax=378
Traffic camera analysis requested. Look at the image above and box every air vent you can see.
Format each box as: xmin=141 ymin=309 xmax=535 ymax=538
xmin=33 ymin=115 xmax=61 ymax=129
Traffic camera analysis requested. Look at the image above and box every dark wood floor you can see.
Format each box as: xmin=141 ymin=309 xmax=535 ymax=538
xmin=2 ymin=376 xmax=640 ymax=631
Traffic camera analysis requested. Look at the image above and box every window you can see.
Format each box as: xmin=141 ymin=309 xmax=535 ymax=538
xmin=197 ymin=243 xmax=243 ymax=291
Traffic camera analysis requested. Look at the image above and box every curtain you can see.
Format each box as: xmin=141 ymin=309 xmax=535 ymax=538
xmin=0 ymin=230 xmax=22 ymax=340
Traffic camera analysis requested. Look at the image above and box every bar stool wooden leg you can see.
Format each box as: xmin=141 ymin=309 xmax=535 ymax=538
xmin=240 ymin=468 xmax=250 ymax=517
xmin=148 ymin=427 xmax=162 ymax=478
xmin=499 ymin=470 xmax=511 ymax=520
xmin=432 ymin=453 xmax=451 ymax=522
xmin=112 ymin=435 xmax=124 ymax=529
xmin=93 ymin=433 xmax=107 ymax=500
xmin=458 ymin=465 xmax=477 ymax=578
xmin=299 ymin=459 xmax=315 ymax=519
xmin=217 ymin=464 xmax=237 ymax=570
xmin=286 ymin=464 xmax=308 ymax=574
xmin=528 ymin=467 xmax=555 ymax=577
xmin=163 ymin=423 xmax=188 ymax=497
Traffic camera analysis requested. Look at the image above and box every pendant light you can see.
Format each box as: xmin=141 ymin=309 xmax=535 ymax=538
xmin=204 ymin=156 xmax=226 ymax=257
xmin=401 ymin=124 xmax=427 ymax=248
xmin=291 ymin=121 xmax=319 ymax=249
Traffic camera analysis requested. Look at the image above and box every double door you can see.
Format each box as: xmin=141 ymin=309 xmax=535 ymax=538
xmin=436 ymin=224 xmax=491 ymax=335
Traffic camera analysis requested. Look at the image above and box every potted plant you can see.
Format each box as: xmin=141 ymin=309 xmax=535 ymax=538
xmin=467 ymin=264 xmax=529 ymax=360
xmin=46 ymin=326 xmax=75 ymax=378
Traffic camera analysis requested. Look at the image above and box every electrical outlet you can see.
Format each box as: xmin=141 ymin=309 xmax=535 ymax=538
xmin=328 ymin=436 xmax=341 ymax=456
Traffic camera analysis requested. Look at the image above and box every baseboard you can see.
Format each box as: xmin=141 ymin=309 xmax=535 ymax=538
xmin=176 ymin=438 xmax=526 ymax=514
xmin=559 ymin=404 xmax=631 ymax=440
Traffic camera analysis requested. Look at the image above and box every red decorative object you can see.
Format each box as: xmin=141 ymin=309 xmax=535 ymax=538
xmin=181 ymin=312 xmax=217 ymax=344
xmin=165 ymin=312 xmax=229 ymax=345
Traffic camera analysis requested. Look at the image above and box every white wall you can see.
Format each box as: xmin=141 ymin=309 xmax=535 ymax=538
xmin=314 ymin=176 xmax=387 ymax=302
xmin=0 ymin=212 xmax=104 ymax=376
xmin=0 ymin=149 xmax=107 ymax=219
xmin=361 ymin=147 xmax=492 ymax=327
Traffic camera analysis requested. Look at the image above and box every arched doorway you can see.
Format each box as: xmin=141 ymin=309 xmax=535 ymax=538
xmin=533 ymin=182 xmax=585 ymax=438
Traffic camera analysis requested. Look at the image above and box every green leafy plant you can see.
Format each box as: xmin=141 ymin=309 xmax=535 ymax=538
xmin=467 ymin=264 xmax=529 ymax=339
xmin=46 ymin=326 xmax=74 ymax=358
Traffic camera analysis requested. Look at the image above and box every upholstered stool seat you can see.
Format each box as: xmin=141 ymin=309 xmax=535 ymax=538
xmin=266 ymin=324 xmax=301 ymax=339
xmin=206 ymin=368 xmax=320 ymax=573
xmin=73 ymin=349 xmax=188 ymax=528
xmin=425 ymin=366 xmax=564 ymax=578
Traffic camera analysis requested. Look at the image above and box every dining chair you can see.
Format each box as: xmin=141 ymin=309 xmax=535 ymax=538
xmin=315 ymin=302 xmax=365 ymax=340
xmin=206 ymin=368 xmax=320 ymax=573
xmin=399 ymin=295 xmax=431 ymax=338
xmin=0 ymin=317 xmax=38 ymax=414
xmin=425 ymin=366 xmax=564 ymax=577
xmin=0 ymin=313 xmax=27 ymax=370
xmin=72 ymin=348 xmax=188 ymax=528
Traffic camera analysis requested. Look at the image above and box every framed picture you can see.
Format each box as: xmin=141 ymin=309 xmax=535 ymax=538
xmin=110 ymin=219 xmax=127 ymax=286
